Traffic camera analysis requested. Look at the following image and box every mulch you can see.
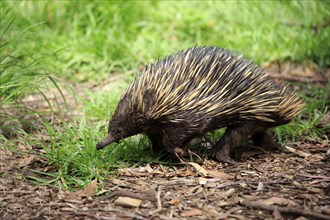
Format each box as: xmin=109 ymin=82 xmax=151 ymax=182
xmin=1 ymin=140 xmax=329 ymax=220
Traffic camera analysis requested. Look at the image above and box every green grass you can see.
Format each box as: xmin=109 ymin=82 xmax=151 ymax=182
xmin=2 ymin=1 xmax=329 ymax=82
xmin=1 ymin=1 xmax=329 ymax=190
xmin=275 ymin=82 xmax=330 ymax=142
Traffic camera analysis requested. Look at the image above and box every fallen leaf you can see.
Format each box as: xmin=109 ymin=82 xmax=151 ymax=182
xmin=181 ymin=208 xmax=203 ymax=217
xmin=17 ymin=154 xmax=35 ymax=168
xmin=257 ymin=197 xmax=298 ymax=206
xmin=185 ymin=162 xmax=208 ymax=176
xmin=65 ymin=180 xmax=97 ymax=200
xmin=207 ymin=170 xmax=232 ymax=180
xmin=82 ymin=180 xmax=97 ymax=196
xmin=256 ymin=182 xmax=264 ymax=191
xmin=165 ymin=198 xmax=181 ymax=206
xmin=197 ymin=177 xmax=208 ymax=185
xmin=241 ymin=170 xmax=259 ymax=176
xmin=218 ymin=201 xmax=230 ymax=207
xmin=0 ymin=148 xmax=12 ymax=156
xmin=114 ymin=196 xmax=143 ymax=208
xmin=144 ymin=163 xmax=154 ymax=173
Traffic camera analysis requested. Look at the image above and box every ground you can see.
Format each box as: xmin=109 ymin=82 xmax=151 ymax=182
xmin=1 ymin=64 xmax=330 ymax=220
xmin=1 ymin=141 xmax=329 ymax=219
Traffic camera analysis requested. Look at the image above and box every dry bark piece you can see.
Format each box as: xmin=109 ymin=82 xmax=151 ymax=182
xmin=181 ymin=208 xmax=203 ymax=217
xmin=165 ymin=198 xmax=181 ymax=206
xmin=285 ymin=146 xmax=311 ymax=158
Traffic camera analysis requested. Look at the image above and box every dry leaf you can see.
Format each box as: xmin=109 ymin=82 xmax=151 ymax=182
xmin=258 ymin=197 xmax=298 ymax=206
xmin=256 ymin=182 xmax=264 ymax=191
xmin=82 ymin=180 xmax=97 ymax=196
xmin=241 ymin=170 xmax=259 ymax=176
xmin=165 ymin=198 xmax=181 ymax=206
xmin=207 ymin=170 xmax=232 ymax=180
xmin=197 ymin=177 xmax=208 ymax=185
xmin=144 ymin=163 xmax=154 ymax=173
xmin=285 ymin=146 xmax=311 ymax=158
xmin=186 ymin=162 xmax=208 ymax=176
xmin=181 ymin=208 xmax=203 ymax=217
xmin=114 ymin=196 xmax=143 ymax=208
xmin=65 ymin=180 xmax=97 ymax=200
xmin=17 ymin=155 xmax=35 ymax=168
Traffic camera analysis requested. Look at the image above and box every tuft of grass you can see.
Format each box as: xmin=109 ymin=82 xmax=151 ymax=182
xmin=274 ymin=82 xmax=330 ymax=143
xmin=20 ymin=117 xmax=160 ymax=189
xmin=0 ymin=17 xmax=66 ymax=109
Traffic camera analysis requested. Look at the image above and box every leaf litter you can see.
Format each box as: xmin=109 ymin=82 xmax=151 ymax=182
xmin=1 ymin=141 xmax=329 ymax=219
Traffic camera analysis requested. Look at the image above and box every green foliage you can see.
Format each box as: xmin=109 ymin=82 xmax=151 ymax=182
xmin=0 ymin=17 xmax=65 ymax=109
xmin=2 ymin=0 xmax=329 ymax=83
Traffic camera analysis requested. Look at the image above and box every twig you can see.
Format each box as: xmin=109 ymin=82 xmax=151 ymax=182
xmin=101 ymin=190 xmax=156 ymax=202
xmin=297 ymin=173 xmax=330 ymax=180
xmin=240 ymin=199 xmax=330 ymax=220
xmin=149 ymin=186 xmax=162 ymax=215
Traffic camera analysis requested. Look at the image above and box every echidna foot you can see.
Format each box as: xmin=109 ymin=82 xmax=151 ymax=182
xmin=214 ymin=150 xmax=236 ymax=164
xmin=252 ymin=130 xmax=280 ymax=150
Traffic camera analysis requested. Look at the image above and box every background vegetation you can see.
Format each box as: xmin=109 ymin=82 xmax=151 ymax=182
xmin=1 ymin=1 xmax=329 ymax=189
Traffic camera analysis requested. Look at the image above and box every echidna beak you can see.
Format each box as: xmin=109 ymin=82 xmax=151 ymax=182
xmin=96 ymin=133 xmax=115 ymax=150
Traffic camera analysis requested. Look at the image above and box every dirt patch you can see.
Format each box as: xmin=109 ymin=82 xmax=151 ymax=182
xmin=1 ymin=141 xmax=329 ymax=219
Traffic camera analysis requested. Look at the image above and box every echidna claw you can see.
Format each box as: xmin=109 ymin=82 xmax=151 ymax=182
xmin=174 ymin=152 xmax=185 ymax=163
xmin=187 ymin=149 xmax=202 ymax=161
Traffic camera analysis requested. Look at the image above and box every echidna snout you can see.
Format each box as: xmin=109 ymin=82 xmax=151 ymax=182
xmin=96 ymin=133 xmax=115 ymax=150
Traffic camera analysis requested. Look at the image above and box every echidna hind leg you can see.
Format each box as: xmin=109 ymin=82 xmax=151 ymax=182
xmin=213 ymin=124 xmax=259 ymax=164
xmin=251 ymin=130 xmax=280 ymax=150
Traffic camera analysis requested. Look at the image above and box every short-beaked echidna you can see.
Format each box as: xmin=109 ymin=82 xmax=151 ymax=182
xmin=96 ymin=46 xmax=304 ymax=163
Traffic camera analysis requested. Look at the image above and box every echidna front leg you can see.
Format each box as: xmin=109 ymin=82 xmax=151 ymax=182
xmin=213 ymin=123 xmax=259 ymax=164
xmin=147 ymin=126 xmax=192 ymax=161
xmin=146 ymin=127 xmax=188 ymax=159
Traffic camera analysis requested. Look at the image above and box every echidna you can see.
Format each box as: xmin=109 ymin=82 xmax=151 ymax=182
xmin=96 ymin=46 xmax=304 ymax=163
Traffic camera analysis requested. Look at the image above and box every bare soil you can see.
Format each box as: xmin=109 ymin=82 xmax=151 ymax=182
xmin=1 ymin=141 xmax=329 ymax=220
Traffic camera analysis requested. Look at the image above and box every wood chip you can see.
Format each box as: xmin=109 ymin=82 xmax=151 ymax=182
xmin=114 ymin=196 xmax=143 ymax=208
xmin=181 ymin=208 xmax=203 ymax=217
